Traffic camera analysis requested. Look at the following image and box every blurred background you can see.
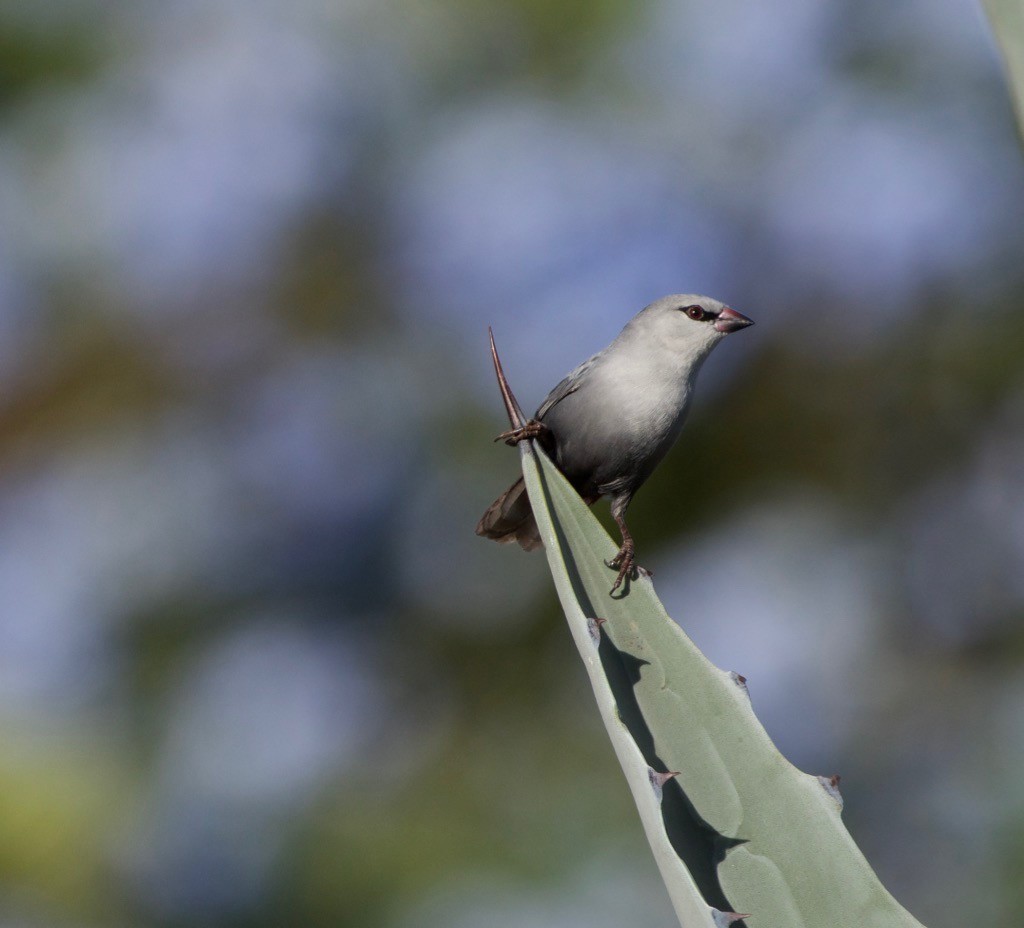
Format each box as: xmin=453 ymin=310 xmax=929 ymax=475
xmin=1 ymin=0 xmax=1023 ymax=925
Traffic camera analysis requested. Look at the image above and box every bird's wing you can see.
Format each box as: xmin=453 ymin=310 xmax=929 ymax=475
xmin=535 ymin=355 xmax=598 ymax=420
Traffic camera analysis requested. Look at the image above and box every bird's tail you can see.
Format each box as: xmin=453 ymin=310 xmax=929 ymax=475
xmin=475 ymin=476 xmax=543 ymax=551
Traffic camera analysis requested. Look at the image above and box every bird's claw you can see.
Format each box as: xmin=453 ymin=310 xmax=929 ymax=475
xmin=494 ymin=419 xmax=549 ymax=446
xmin=606 ymin=544 xmax=640 ymax=594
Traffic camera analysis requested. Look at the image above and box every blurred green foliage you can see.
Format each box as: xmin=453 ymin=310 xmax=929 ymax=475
xmin=0 ymin=2 xmax=1023 ymax=928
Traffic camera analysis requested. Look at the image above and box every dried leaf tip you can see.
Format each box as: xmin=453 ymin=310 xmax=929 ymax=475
xmin=488 ymin=327 xmax=526 ymax=430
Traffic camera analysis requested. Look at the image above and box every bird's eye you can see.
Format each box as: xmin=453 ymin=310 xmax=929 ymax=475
xmin=684 ymin=305 xmax=707 ymax=321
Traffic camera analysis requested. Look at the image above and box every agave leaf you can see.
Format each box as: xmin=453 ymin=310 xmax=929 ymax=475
xmin=519 ymin=441 xmax=927 ymax=928
xmin=984 ymin=0 xmax=1024 ymax=140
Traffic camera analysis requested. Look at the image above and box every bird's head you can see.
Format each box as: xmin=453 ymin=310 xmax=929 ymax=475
xmin=633 ymin=293 xmax=754 ymax=359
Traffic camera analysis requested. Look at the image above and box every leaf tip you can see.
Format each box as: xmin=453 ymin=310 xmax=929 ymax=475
xmin=487 ymin=327 xmax=526 ymax=429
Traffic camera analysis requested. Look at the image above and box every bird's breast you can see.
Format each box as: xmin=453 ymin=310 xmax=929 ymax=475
xmin=547 ymin=355 xmax=693 ymax=494
xmin=597 ymin=351 xmax=692 ymax=438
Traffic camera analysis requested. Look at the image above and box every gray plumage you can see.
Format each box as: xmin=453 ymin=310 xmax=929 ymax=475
xmin=477 ymin=294 xmax=753 ymax=589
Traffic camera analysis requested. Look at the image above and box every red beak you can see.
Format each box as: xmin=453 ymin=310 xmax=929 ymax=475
xmin=714 ymin=307 xmax=754 ymax=333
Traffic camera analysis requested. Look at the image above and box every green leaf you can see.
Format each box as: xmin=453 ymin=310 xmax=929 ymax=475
xmin=520 ymin=442 xmax=927 ymax=928
xmin=984 ymin=0 xmax=1024 ymax=141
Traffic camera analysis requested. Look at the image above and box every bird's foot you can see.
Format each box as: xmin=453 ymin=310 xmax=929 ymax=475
xmin=606 ymin=543 xmax=643 ymax=594
xmin=494 ymin=418 xmax=550 ymax=446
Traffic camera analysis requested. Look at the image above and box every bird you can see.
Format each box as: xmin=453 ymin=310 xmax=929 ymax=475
xmin=476 ymin=294 xmax=754 ymax=593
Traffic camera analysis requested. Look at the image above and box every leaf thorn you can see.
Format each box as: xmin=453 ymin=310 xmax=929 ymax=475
xmin=711 ymin=909 xmax=752 ymax=926
xmin=586 ymin=616 xmax=607 ymax=646
xmin=647 ymin=767 xmax=680 ymax=800
xmin=817 ymin=773 xmax=844 ymax=810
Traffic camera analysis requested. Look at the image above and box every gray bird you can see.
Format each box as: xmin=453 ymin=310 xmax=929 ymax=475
xmin=476 ymin=294 xmax=754 ymax=593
